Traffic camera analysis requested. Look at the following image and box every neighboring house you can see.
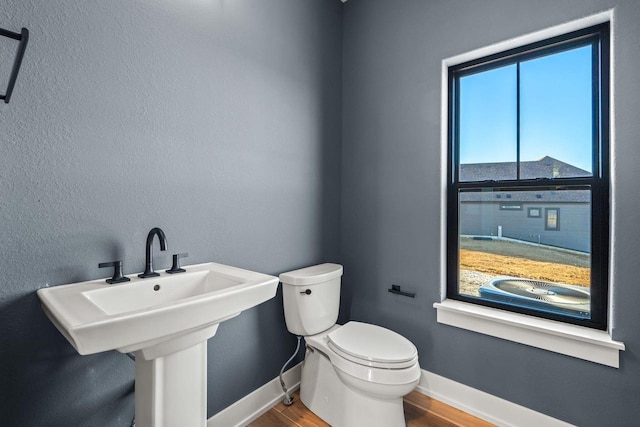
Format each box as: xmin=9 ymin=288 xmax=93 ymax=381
xmin=459 ymin=156 xmax=591 ymax=252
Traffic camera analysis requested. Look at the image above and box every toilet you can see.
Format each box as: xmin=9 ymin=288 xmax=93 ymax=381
xmin=280 ymin=263 xmax=420 ymax=427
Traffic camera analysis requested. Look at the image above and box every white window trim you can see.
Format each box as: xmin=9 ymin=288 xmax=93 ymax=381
xmin=434 ymin=299 xmax=624 ymax=368
xmin=437 ymin=9 xmax=624 ymax=368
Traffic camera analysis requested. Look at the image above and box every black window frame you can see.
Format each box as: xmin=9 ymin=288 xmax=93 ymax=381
xmin=447 ymin=23 xmax=610 ymax=330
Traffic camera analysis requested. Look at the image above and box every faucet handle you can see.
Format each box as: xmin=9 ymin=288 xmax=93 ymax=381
xmin=99 ymin=261 xmax=131 ymax=284
xmin=166 ymin=253 xmax=188 ymax=274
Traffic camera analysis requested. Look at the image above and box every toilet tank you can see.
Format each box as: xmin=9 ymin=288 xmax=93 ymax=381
xmin=279 ymin=263 xmax=343 ymax=336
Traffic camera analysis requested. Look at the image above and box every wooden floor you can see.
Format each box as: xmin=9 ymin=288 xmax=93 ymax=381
xmin=248 ymin=390 xmax=494 ymax=427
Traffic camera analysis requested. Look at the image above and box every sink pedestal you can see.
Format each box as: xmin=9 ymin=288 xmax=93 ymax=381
xmin=133 ymin=325 xmax=220 ymax=427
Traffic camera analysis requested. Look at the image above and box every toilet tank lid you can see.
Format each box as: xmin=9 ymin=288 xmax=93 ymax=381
xmin=279 ymin=263 xmax=343 ymax=286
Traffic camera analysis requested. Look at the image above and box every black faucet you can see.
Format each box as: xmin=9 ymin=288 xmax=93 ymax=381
xmin=138 ymin=227 xmax=168 ymax=278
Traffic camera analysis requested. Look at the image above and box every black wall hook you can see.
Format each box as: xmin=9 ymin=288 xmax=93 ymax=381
xmin=0 ymin=27 xmax=29 ymax=104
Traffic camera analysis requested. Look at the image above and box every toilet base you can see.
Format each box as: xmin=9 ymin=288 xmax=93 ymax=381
xmin=300 ymin=347 xmax=408 ymax=427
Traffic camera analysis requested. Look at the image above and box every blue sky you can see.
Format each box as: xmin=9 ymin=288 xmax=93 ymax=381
xmin=458 ymin=45 xmax=593 ymax=173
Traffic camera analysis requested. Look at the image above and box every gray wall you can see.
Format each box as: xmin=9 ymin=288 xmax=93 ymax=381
xmin=5 ymin=1 xmax=640 ymax=426
xmin=0 ymin=1 xmax=342 ymax=425
xmin=342 ymin=1 xmax=640 ymax=426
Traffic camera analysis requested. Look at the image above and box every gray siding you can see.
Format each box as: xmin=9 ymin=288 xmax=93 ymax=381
xmin=460 ymin=202 xmax=591 ymax=252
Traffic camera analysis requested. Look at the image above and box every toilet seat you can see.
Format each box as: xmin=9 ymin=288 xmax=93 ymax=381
xmin=329 ymin=352 xmax=421 ymax=386
xmin=327 ymin=322 xmax=418 ymax=369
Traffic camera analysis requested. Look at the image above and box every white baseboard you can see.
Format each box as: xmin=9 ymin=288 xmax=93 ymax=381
xmin=417 ymin=370 xmax=574 ymax=427
xmin=207 ymin=364 xmax=571 ymax=427
xmin=207 ymin=363 xmax=302 ymax=427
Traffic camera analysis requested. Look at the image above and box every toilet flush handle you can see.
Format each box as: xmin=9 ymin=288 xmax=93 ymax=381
xmin=300 ymin=289 xmax=312 ymax=295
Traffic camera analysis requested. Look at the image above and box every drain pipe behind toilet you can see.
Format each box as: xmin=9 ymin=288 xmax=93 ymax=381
xmin=279 ymin=336 xmax=303 ymax=406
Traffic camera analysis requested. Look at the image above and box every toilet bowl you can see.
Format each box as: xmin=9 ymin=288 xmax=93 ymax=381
xmin=301 ymin=322 xmax=421 ymax=427
xmin=280 ymin=264 xmax=420 ymax=427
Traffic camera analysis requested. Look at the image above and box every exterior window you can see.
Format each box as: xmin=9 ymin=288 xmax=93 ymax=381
xmin=545 ymin=208 xmax=560 ymax=230
xmin=447 ymin=23 xmax=609 ymax=329
xmin=500 ymin=203 xmax=522 ymax=211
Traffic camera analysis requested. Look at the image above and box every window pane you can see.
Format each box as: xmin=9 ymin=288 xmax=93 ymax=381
xmin=545 ymin=208 xmax=559 ymax=230
xmin=520 ymin=45 xmax=593 ymax=178
xmin=458 ymin=188 xmax=591 ymax=319
xmin=459 ymin=65 xmax=517 ymax=181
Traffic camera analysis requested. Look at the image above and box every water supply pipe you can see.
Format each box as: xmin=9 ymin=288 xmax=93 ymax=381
xmin=279 ymin=336 xmax=303 ymax=406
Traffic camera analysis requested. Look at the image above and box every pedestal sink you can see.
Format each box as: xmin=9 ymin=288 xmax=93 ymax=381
xmin=37 ymin=262 xmax=279 ymax=427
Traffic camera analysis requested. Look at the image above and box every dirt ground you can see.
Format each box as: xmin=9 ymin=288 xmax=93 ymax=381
xmin=458 ymin=237 xmax=590 ymax=294
xmin=460 ymin=237 xmax=590 ymax=267
xmin=459 ymin=270 xmax=497 ymax=297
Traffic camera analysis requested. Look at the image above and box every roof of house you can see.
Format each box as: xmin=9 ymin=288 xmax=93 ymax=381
xmin=459 ymin=156 xmax=591 ymax=182
xmin=459 ymin=157 xmax=591 ymax=203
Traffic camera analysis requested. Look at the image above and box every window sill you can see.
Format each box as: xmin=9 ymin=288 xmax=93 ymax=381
xmin=433 ymin=299 xmax=624 ymax=368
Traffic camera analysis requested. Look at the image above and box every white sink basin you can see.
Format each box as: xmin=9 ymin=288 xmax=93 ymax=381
xmin=38 ymin=261 xmax=278 ymax=427
xmin=37 ymin=262 xmax=279 ymax=356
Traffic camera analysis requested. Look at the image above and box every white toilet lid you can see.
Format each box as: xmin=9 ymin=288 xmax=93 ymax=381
xmin=327 ymin=322 xmax=418 ymax=368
